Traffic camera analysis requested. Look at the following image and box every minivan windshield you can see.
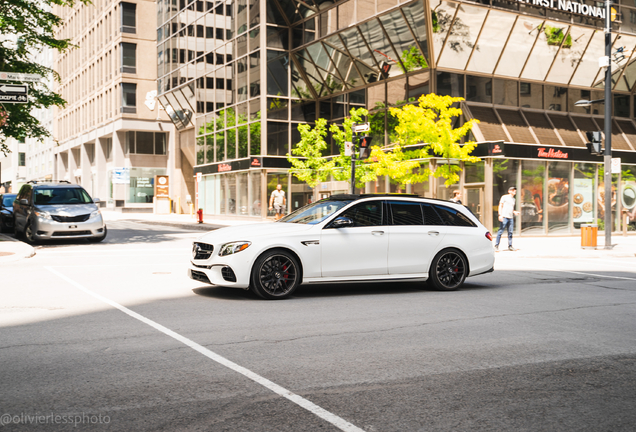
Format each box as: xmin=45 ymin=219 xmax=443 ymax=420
xmin=34 ymin=188 xmax=94 ymax=205
xmin=2 ymin=195 xmax=16 ymax=207
xmin=279 ymin=199 xmax=353 ymax=224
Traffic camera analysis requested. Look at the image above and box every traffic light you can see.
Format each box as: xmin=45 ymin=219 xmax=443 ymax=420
xmin=358 ymin=136 xmax=373 ymax=159
xmin=585 ymin=131 xmax=603 ymax=155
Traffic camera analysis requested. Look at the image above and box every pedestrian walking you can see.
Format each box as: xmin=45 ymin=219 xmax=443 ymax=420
xmin=450 ymin=190 xmax=462 ymax=205
xmin=495 ymin=186 xmax=520 ymax=251
xmin=269 ymin=184 xmax=286 ymax=220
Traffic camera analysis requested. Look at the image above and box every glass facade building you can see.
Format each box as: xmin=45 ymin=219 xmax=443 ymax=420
xmin=157 ymin=0 xmax=636 ymax=234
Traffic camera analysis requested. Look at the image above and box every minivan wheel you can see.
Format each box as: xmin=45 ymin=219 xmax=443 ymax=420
xmin=24 ymin=222 xmax=38 ymax=244
xmin=427 ymin=249 xmax=467 ymax=291
xmin=250 ymin=250 xmax=300 ymax=300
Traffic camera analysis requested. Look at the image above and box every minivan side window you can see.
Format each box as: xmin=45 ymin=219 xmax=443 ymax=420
xmin=339 ymin=201 xmax=383 ymax=227
xmin=389 ymin=201 xmax=423 ymax=225
xmin=433 ymin=205 xmax=477 ymax=227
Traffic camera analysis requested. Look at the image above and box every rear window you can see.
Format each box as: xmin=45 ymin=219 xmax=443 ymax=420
xmin=34 ymin=188 xmax=93 ymax=205
xmin=433 ymin=205 xmax=477 ymax=227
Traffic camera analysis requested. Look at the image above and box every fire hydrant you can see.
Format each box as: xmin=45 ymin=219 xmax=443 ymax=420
xmin=197 ymin=208 xmax=203 ymax=224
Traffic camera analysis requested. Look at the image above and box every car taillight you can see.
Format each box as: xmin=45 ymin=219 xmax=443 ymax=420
xmin=485 ymin=232 xmax=492 ymax=241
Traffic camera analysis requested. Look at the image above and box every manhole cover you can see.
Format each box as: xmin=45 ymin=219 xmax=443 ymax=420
xmin=0 ymin=252 xmax=15 ymax=257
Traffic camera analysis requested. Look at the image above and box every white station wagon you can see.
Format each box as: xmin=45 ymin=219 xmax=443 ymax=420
xmin=188 ymin=194 xmax=495 ymax=299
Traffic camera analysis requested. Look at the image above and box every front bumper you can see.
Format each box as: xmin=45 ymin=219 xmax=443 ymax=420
xmin=188 ymin=262 xmax=250 ymax=289
xmin=32 ymin=216 xmax=106 ymax=240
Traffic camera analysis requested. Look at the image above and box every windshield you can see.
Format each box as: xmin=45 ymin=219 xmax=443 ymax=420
xmin=2 ymin=195 xmax=16 ymax=207
xmin=279 ymin=199 xmax=353 ymax=224
xmin=34 ymin=188 xmax=94 ymax=205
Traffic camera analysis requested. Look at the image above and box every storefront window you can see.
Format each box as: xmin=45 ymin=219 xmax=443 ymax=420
xmin=493 ymin=159 xmax=519 ymax=232
xmin=521 ymin=161 xmax=545 ymax=234
xmin=236 ymin=172 xmax=248 ymax=215
xmin=127 ymin=168 xmax=167 ymax=204
xmin=464 ymin=161 xmax=484 ymax=183
xmin=621 ymin=164 xmax=636 ymax=231
xmin=547 ymin=161 xmax=570 ymax=233
xmin=411 ymin=164 xmax=430 ymax=197
xmin=250 ymin=171 xmax=262 ymax=216
xmin=267 ymin=172 xmax=287 ymax=217
xmin=291 ymin=175 xmax=313 ymax=212
xmin=597 ymin=167 xmax=619 ymax=232
xmin=436 ymin=160 xmax=460 ymax=200
xmin=573 ymin=163 xmax=596 ymax=230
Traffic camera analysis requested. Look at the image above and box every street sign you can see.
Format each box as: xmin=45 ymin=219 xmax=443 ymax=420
xmin=0 ymin=84 xmax=28 ymax=103
xmin=611 ymin=157 xmax=622 ymax=174
xmin=352 ymin=122 xmax=370 ymax=133
xmin=0 ymin=72 xmax=42 ymax=82
xmin=196 ymin=172 xmax=202 ymax=182
xmin=344 ymin=141 xmax=353 ymax=156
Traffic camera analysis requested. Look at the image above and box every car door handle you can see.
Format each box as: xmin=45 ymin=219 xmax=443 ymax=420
xmin=428 ymin=231 xmax=440 ymax=236
xmin=371 ymin=230 xmax=385 ymax=235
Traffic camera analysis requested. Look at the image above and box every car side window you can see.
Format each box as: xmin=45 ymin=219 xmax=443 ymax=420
xmin=389 ymin=201 xmax=423 ymax=225
xmin=433 ymin=204 xmax=477 ymax=227
xmin=339 ymin=201 xmax=383 ymax=227
xmin=422 ymin=203 xmax=445 ymax=225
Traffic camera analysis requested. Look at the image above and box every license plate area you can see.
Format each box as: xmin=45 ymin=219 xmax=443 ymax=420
xmin=69 ymin=225 xmax=77 ymax=229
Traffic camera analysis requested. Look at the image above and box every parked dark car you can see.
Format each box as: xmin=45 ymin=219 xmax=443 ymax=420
xmin=0 ymin=193 xmax=17 ymax=233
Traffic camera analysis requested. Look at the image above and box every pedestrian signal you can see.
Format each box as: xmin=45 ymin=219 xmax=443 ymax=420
xmin=358 ymin=136 xmax=373 ymax=159
xmin=585 ymin=131 xmax=603 ymax=155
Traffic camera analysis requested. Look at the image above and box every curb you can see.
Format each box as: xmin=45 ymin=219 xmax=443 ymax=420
xmin=0 ymin=233 xmax=36 ymax=263
xmin=129 ymin=220 xmax=228 ymax=232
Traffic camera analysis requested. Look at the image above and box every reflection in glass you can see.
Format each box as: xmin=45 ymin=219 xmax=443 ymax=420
xmin=544 ymin=85 xmax=566 ymax=111
xmin=621 ymin=164 xmax=636 ymax=230
xmin=402 ymin=0 xmax=429 ymax=61
xmin=437 ymin=71 xmax=464 ymax=97
xmin=520 ymin=82 xmax=542 ymax=109
xmin=496 ymin=16 xmax=544 ymax=78
xmin=547 ymin=161 xmax=570 ymax=233
xmin=494 ymin=79 xmax=518 ymax=106
xmin=466 ymin=75 xmax=491 ymax=104
xmin=358 ymin=19 xmax=402 ymax=79
xmin=522 ymin=21 xmax=568 ymax=81
xmin=267 ymin=121 xmax=289 ymax=156
xmin=380 ymin=10 xmax=428 ymax=73
xmin=492 ymin=159 xmax=519 ymax=232
xmin=430 ymin=1 xmax=457 ymax=65
xmin=437 ymin=4 xmax=487 ymax=70
xmin=521 ymin=160 xmax=545 ymax=233
xmin=546 ymin=26 xmax=593 ymax=84
xmin=467 ymin=10 xmax=516 ymax=74
xmin=464 ymin=161 xmax=484 ymax=183
xmin=570 ymin=30 xmax=605 ymax=87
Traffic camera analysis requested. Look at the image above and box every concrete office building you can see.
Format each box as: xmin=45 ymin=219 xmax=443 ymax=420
xmin=157 ymin=0 xmax=636 ymax=234
xmin=54 ymin=0 xmax=177 ymax=211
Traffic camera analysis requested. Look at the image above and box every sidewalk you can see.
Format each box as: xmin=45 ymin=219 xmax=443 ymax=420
xmin=101 ymin=210 xmax=263 ymax=231
xmin=0 ymin=233 xmax=36 ymax=264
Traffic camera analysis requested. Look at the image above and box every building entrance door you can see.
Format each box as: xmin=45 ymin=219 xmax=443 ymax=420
xmin=465 ymin=186 xmax=484 ymax=222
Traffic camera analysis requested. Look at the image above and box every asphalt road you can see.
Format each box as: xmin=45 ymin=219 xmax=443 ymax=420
xmin=1 ymin=220 xmax=635 ymax=431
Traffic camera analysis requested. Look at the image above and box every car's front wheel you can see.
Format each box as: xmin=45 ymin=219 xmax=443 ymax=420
xmin=427 ymin=249 xmax=467 ymax=291
xmin=250 ymin=249 xmax=300 ymax=300
xmin=24 ymin=222 xmax=38 ymax=245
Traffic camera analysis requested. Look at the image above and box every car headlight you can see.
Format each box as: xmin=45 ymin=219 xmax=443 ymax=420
xmin=34 ymin=210 xmax=51 ymax=219
xmin=90 ymin=209 xmax=101 ymax=219
xmin=218 ymin=241 xmax=251 ymax=256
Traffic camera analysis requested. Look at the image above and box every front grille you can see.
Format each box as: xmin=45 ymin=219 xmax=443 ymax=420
xmin=52 ymin=230 xmax=92 ymax=237
xmin=51 ymin=214 xmax=90 ymax=223
xmin=221 ymin=266 xmax=237 ymax=282
xmin=190 ymin=270 xmax=211 ymax=284
xmin=193 ymin=242 xmax=214 ymax=260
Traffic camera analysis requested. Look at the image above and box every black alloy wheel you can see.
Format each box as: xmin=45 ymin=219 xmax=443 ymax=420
xmin=428 ymin=249 xmax=467 ymax=291
xmin=24 ymin=222 xmax=37 ymax=244
xmin=251 ymin=250 xmax=300 ymax=300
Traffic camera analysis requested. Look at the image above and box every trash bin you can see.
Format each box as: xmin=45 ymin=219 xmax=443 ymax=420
xmin=581 ymin=224 xmax=598 ymax=249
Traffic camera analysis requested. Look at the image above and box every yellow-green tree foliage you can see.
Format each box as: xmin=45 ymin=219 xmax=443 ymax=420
xmin=369 ymin=94 xmax=480 ymax=187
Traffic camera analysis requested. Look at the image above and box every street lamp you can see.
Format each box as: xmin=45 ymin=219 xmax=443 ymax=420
xmin=575 ymin=0 xmax=613 ymax=250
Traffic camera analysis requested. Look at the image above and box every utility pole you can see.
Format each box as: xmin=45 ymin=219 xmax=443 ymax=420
xmin=603 ymin=0 xmax=613 ymax=249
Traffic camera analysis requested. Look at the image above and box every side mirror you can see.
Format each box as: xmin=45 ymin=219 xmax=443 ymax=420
xmin=331 ymin=217 xmax=353 ymax=228
xmin=20 ymin=199 xmax=29 ymax=205
xmin=93 ymin=198 xmax=101 ymax=203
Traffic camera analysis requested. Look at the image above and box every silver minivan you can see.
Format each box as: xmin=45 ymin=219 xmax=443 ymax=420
xmin=13 ymin=181 xmax=107 ymax=244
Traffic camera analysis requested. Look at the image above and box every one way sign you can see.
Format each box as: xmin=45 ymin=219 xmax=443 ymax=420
xmin=0 ymin=84 xmax=28 ymax=103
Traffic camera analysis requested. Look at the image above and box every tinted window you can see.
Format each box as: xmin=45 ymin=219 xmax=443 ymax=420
xmin=422 ymin=203 xmax=445 ymax=225
xmin=390 ymin=201 xmax=423 ymax=225
xmin=281 ymin=199 xmax=353 ymax=224
xmin=34 ymin=188 xmax=93 ymax=205
xmin=340 ymin=201 xmax=383 ymax=227
xmin=433 ymin=205 xmax=477 ymax=227
xmin=2 ymin=195 xmax=16 ymax=207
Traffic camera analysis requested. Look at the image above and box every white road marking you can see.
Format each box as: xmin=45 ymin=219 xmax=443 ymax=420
xmin=559 ymin=270 xmax=636 ymax=281
xmin=45 ymin=266 xmax=366 ymax=432
xmin=38 ymin=248 xmax=191 ymax=254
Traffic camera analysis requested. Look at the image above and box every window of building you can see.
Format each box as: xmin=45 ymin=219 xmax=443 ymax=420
xmin=125 ymin=132 xmax=168 ymax=155
xmin=18 ymin=152 xmax=26 ymax=166
xmin=121 ymin=2 xmax=136 ymax=33
xmin=121 ymin=83 xmax=137 ymax=113
xmin=104 ymin=137 xmax=113 ymax=160
xmin=121 ymin=42 xmax=136 ymax=73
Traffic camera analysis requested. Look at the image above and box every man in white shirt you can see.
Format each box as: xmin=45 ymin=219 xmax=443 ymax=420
xmin=269 ymin=184 xmax=286 ymax=220
xmin=495 ymin=186 xmax=520 ymax=251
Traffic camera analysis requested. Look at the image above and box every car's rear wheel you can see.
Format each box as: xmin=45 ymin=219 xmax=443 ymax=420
xmin=427 ymin=249 xmax=467 ymax=291
xmin=88 ymin=226 xmax=107 ymax=243
xmin=250 ymin=249 xmax=300 ymax=300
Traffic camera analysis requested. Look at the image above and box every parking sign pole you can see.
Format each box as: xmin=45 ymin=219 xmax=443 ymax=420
xmin=603 ymin=0 xmax=612 ymax=249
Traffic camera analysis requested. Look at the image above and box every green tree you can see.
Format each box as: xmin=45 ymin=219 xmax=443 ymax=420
xmin=287 ymin=118 xmax=334 ymax=188
xmin=0 ymin=0 xmax=89 ymax=155
xmin=370 ymin=94 xmax=479 ymax=188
